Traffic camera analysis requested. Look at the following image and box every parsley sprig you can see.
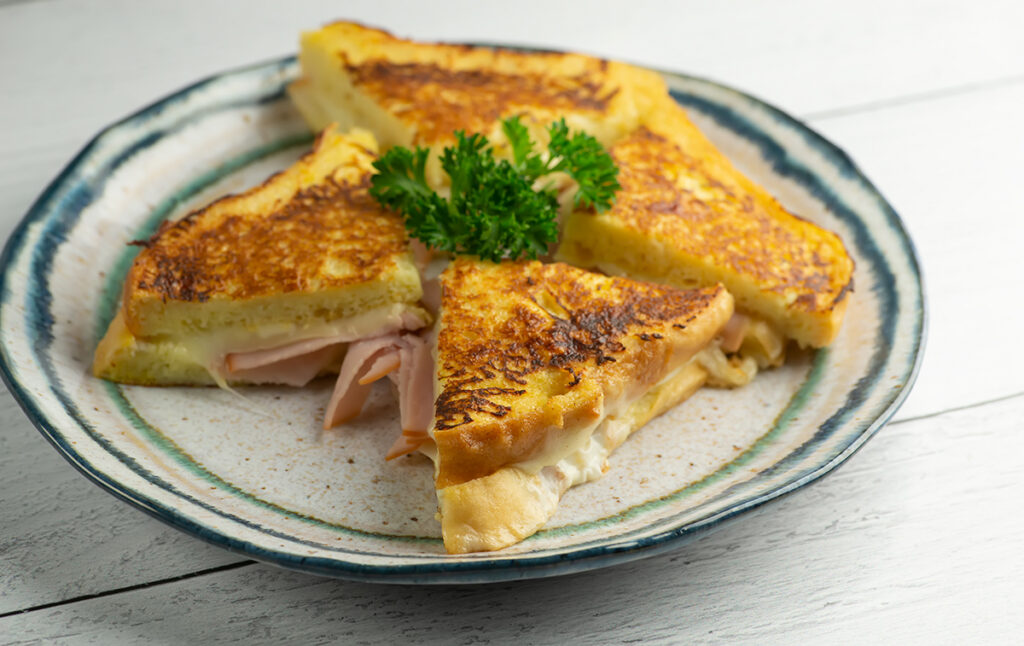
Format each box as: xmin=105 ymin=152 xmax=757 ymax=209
xmin=369 ymin=117 xmax=619 ymax=263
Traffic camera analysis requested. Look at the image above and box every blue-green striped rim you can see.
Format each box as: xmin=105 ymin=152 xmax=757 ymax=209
xmin=0 ymin=55 xmax=925 ymax=583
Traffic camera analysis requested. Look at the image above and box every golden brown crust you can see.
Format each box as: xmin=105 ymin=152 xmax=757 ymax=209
xmin=297 ymin=21 xmax=668 ymax=148
xmin=127 ymin=128 xmax=399 ymax=305
xmin=437 ymin=360 xmax=709 ymax=554
xmin=558 ymin=100 xmax=854 ymax=347
xmin=121 ymin=127 xmax=415 ymax=336
xmin=432 ymin=259 xmax=733 ymax=488
xmin=345 ymin=58 xmax=617 ymax=145
xmin=127 ymin=175 xmax=403 ymax=301
xmin=608 ymin=126 xmax=852 ymax=315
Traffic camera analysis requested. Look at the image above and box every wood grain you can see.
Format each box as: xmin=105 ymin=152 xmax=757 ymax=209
xmin=809 ymin=79 xmax=1024 ymax=420
xmin=1 ymin=0 xmax=1022 ymax=639
xmin=2 ymin=0 xmax=1023 ymax=245
xmin=3 ymin=396 xmax=1021 ymax=643
xmin=0 ymin=392 xmax=244 ymax=614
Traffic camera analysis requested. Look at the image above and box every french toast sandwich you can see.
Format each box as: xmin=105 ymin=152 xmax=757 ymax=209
xmin=93 ymin=126 xmax=428 ymax=387
xmin=557 ymin=99 xmax=855 ymax=353
xmin=321 ymin=257 xmax=735 ymax=552
xmin=93 ymin=19 xmax=859 ymax=556
xmin=289 ymin=21 xmax=668 ymax=185
xmin=290 ymin=22 xmax=854 ymax=358
xmin=428 ymin=259 xmax=733 ymax=552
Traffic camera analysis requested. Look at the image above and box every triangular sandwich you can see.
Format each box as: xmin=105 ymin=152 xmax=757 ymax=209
xmin=332 ymin=258 xmax=734 ymax=552
xmin=558 ymin=100 xmax=855 ymax=377
xmin=288 ymin=21 xmax=668 ymax=185
xmin=434 ymin=259 xmax=735 ymax=552
xmin=93 ymin=126 xmax=428 ymax=387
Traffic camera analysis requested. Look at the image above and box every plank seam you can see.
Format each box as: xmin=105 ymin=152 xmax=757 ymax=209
xmin=3 ymin=392 xmax=1020 ymax=616
xmin=804 ymin=73 xmax=1024 ymax=122
xmin=890 ymin=390 xmax=1024 ymax=426
xmin=0 ymin=560 xmax=256 ymax=619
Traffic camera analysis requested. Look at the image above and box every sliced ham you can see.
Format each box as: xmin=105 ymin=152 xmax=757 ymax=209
xmin=322 ymin=330 xmax=437 ymax=460
xmin=420 ymin=277 xmax=442 ymax=315
xmin=209 ymin=305 xmax=437 ymax=460
xmin=222 ymin=309 xmax=427 ymax=384
xmin=358 ymin=351 xmax=401 ymax=385
xmin=385 ymin=334 xmax=435 ymax=459
xmin=225 ymin=336 xmax=342 ymax=376
xmin=386 ymin=430 xmax=429 ymax=461
xmin=718 ymin=312 xmax=750 ymax=354
xmin=225 ymin=343 xmax=343 ymax=387
xmin=409 ymin=239 xmax=434 ymax=270
xmin=323 ymin=335 xmax=403 ymax=430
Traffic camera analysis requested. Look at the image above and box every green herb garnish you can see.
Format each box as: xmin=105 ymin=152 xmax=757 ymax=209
xmin=369 ymin=116 xmax=619 ymax=263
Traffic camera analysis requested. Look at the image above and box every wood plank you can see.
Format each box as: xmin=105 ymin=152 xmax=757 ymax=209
xmin=1 ymin=0 xmax=1021 ymax=617
xmin=3 ymin=395 xmax=1021 ymax=643
xmin=808 ymin=80 xmax=1024 ymax=420
xmin=1 ymin=0 xmax=1022 ymax=173
xmin=0 ymin=391 xmax=244 ymax=614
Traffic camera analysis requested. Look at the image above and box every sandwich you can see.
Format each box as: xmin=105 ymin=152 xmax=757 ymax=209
xmin=288 ymin=21 xmax=668 ymax=185
xmin=93 ymin=126 xmax=429 ymax=392
xmin=93 ymin=18 xmax=852 ymax=554
xmin=557 ymin=100 xmax=855 ymax=376
xmin=289 ymin=21 xmax=855 ymax=367
xmin=330 ymin=258 xmax=736 ymax=553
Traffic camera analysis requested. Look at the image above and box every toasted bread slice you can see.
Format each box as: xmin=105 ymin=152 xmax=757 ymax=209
xmin=290 ymin=21 xmax=667 ymax=184
xmin=94 ymin=125 xmax=426 ymax=385
xmin=557 ymin=100 xmax=854 ymax=348
xmin=430 ymin=259 xmax=733 ymax=552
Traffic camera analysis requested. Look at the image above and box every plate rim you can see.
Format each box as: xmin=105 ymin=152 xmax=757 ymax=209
xmin=0 ymin=53 xmax=927 ymax=584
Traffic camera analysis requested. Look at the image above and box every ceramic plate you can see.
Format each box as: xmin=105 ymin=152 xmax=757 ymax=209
xmin=0 ymin=56 xmax=924 ymax=583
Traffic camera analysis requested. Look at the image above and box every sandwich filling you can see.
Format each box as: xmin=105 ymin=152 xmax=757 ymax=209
xmin=92 ymin=125 xmax=430 ymax=390
xmin=323 ymin=259 xmax=739 ymax=552
xmin=323 ymin=310 xmax=766 ymax=474
xmin=95 ymin=302 xmax=428 ymax=390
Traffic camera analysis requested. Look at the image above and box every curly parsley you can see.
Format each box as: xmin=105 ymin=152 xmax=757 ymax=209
xmin=369 ymin=116 xmax=619 ymax=263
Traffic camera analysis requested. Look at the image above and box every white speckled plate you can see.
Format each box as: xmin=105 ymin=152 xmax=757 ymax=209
xmin=0 ymin=56 xmax=924 ymax=583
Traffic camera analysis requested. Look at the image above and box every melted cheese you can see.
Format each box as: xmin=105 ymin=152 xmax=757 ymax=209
xmin=502 ymin=350 xmax=749 ymax=502
xmin=386 ymin=326 xmax=758 ymax=536
xmin=134 ymin=302 xmax=425 ymax=385
xmin=428 ymin=358 xmax=694 ymax=504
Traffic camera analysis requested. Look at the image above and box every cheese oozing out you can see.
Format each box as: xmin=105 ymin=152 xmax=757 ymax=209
xmin=338 ymin=307 xmax=771 ymax=483
xmin=491 ymin=358 xmax=705 ymax=500
xmin=125 ymin=303 xmax=429 ymax=388
xmin=424 ymin=325 xmax=769 ymax=535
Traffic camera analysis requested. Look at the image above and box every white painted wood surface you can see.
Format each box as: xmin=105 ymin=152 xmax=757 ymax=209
xmin=3 ymin=398 xmax=1022 ymax=643
xmin=1 ymin=0 xmax=1022 ymax=642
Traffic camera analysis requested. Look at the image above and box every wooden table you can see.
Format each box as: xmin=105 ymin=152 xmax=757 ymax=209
xmin=2 ymin=1 xmax=1022 ymax=642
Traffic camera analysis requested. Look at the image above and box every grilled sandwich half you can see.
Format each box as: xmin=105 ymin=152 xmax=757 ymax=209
xmin=331 ymin=258 xmax=734 ymax=552
xmin=289 ymin=21 xmax=668 ymax=185
xmin=557 ymin=100 xmax=855 ymax=360
xmin=434 ymin=259 xmax=738 ymax=552
xmin=93 ymin=125 xmax=428 ymax=388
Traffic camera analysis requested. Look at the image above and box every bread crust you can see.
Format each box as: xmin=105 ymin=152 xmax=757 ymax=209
xmin=293 ymin=21 xmax=669 ymax=152
xmin=558 ymin=101 xmax=854 ymax=348
xmin=122 ymin=126 xmax=419 ymax=338
xmin=93 ymin=126 xmax=426 ymax=385
xmin=438 ymin=360 xmax=708 ymax=553
xmin=432 ymin=259 xmax=733 ymax=489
